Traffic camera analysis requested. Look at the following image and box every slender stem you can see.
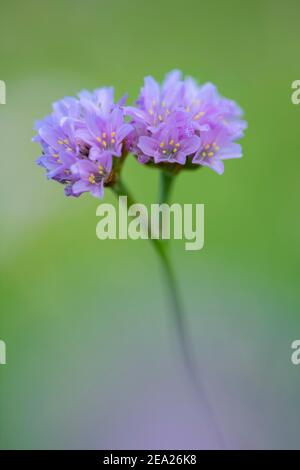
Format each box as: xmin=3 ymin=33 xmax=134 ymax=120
xmin=157 ymin=248 xmax=225 ymax=447
xmin=111 ymin=176 xmax=224 ymax=447
xmin=158 ymin=170 xmax=175 ymax=246
xmin=159 ymin=170 xmax=175 ymax=205
xmin=111 ymin=178 xmax=165 ymax=258
xmin=158 ymin=171 xmax=224 ymax=446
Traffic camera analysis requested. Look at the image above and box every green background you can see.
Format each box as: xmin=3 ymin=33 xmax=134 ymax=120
xmin=0 ymin=0 xmax=299 ymax=449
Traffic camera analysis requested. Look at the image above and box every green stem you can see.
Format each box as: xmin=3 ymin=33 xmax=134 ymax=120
xmin=159 ymin=169 xmax=175 ymax=205
xmin=159 ymin=250 xmax=225 ymax=447
xmin=111 ymin=177 xmax=224 ymax=447
xmin=111 ymin=178 xmax=165 ymax=259
xmin=158 ymin=170 xmax=175 ymax=247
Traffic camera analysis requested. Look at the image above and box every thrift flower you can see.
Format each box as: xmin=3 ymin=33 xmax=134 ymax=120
xmin=70 ymin=153 xmax=112 ymax=199
xmin=138 ymin=112 xmax=200 ymax=165
xmin=192 ymin=124 xmax=242 ymax=175
xmin=34 ymin=89 xmax=131 ymax=198
xmin=127 ymin=71 xmax=246 ymax=174
xmin=75 ymin=99 xmax=132 ymax=162
xmin=126 ymin=70 xmax=183 ymax=129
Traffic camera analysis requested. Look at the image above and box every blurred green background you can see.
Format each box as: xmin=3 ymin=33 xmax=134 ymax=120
xmin=0 ymin=0 xmax=300 ymax=449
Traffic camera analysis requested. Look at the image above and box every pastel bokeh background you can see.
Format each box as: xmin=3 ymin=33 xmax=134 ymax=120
xmin=0 ymin=0 xmax=300 ymax=449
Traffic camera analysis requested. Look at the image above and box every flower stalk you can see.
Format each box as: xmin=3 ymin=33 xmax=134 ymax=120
xmin=111 ymin=174 xmax=225 ymax=448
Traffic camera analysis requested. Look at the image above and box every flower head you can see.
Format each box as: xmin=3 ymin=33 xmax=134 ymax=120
xmin=127 ymin=71 xmax=247 ymax=174
xmin=34 ymin=89 xmax=131 ymax=198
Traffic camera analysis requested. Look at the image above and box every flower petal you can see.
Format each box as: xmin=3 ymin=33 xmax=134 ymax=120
xmin=201 ymin=158 xmax=224 ymax=175
xmin=116 ymin=123 xmax=133 ymax=142
xmin=125 ymin=106 xmax=149 ymax=123
xmin=138 ymin=136 xmax=158 ymax=157
xmin=90 ymin=181 xmax=104 ymax=198
xmin=181 ymin=135 xmax=201 ymax=155
xmin=72 ymin=180 xmax=91 ymax=195
xmin=143 ymin=76 xmax=160 ymax=110
xmin=219 ymin=143 xmax=242 ymax=160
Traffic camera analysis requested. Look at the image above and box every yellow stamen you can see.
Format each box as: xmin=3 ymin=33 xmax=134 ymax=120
xmin=169 ymin=139 xmax=174 ymax=146
xmin=205 ymin=144 xmax=210 ymax=150
xmin=63 ymin=138 xmax=69 ymax=144
xmin=201 ymin=152 xmax=207 ymax=157
xmin=96 ymin=136 xmax=101 ymax=143
xmin=57 ymin=139 xmax=63 ymax=145
xmin=102 ymin=132 xmax=106 ymax=138
xmin=89 ymin=174 xmax=96 ymax=184
xmin=208 ymin=152 xmax=214 ymax=157
xmin=175 ymin=143 xmax=180 ymax=148
xmin=98 ymin=165 xmax=104 ymax=174
xmin=53 ymin=153 xmax=59 ymax=158
xmin=111 ymin=138 xmax=116 ymax=144
xmin=173 ymin=148 xmax=177 ymax=153
xmin=162 ymin=150 xmax=167 ymax=154
xmin=111 ymin=131 xmax=116 ymax=137
xmin=194 ymin=111 xmax=205 ymax=120
xmin=102 ymin=140 xmax=107 ymax=147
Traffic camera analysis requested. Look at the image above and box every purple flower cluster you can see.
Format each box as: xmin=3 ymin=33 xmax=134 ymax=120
xmin=34 ymin=71 xmax=246 ymax=198
xmin=34 ymin=89 xmax=132 ymax=198
xmin=126 ymin=70 xmax=246 ymax=174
